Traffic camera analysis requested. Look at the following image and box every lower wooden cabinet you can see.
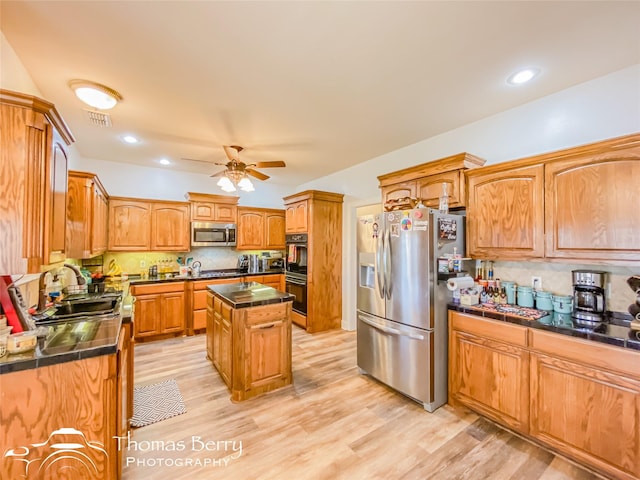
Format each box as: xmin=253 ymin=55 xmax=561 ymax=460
xmin=207 ymin=293 xmax=292 ymax=401
xmin=188 ymin=278 xmax=241 ymax=335
xmin=131 ymin=282 xmax=185 ymax=340
xmin=449 ymin=310 xmax=640 ymax=480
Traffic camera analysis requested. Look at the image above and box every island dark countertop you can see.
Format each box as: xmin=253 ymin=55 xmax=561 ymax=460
xmin=0 ymin=313 xmax=122 ymax=374
xmin=448 ymin=303 xmax=640 ymax=351
xmin=208 ymin=281 xmax=294 ymax=309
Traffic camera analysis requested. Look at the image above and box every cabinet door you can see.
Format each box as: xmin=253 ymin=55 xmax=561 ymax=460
xmin=381 ymin=181 xmax=417 ymax=207
xmin=285 ymin=201 xmax=308 ymax=233
xmin=215 ymin=204 xmax=237 ymax=223
xmin=545 ymin=156 xmax=640 ymax=261
xmin=108 ymin=200 xmax=151 ymax=251
xmin=44 ymin=136 xmax=69 ymax=265
xmin=467 ymin=164 xmax=544 ymax=259
xmin=133 ymin=295 xmax=161 ymax=337
xmin=265 ymin=212 xmax=285 ymax=249
xmin=244 ymin=318 xmax=288 ymax=390
xmin=530 ymin=353 xmax=640 ymax=479
xmin=151 ymin=203 xmax=190 ymax=251
xmin=262 ymin=274 xmax=283 ymax=291
xmin=449 ymin=329 xmax=530 ymax=432
xmin=206 ymin=303 xmax=215 ymax=361
xmin=219 ymin=302 xmax=233 ymax=387
xmin=91 ymin=183 xmax=108 ymax=255
xmin=191 ymin=201 xmax=215 ymax=221
xmin=237 ymin=209 xmax=264 ymax=249
xmin=416 ymin=171 xmax=464 ymax=208
xmin=161 ymin=292 xmax=185 ymax=333
xmin=65 ymin=174 xmax=91 ymax=258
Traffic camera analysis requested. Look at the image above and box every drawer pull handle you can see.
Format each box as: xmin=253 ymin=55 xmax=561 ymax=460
xmin=256 ymin=323 xmax=277 ymax=330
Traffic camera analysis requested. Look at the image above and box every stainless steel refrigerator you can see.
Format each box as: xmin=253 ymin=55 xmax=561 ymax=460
xmin=356 ymin=208 xmax=465 ymax=412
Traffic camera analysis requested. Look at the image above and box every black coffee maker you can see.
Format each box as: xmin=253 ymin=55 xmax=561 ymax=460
xmin=572 ymin=270 xmax=606 ymax=327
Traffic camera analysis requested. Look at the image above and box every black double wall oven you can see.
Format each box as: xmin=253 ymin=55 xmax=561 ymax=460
xmin=285 ymin=233 xmax=308 ymax=315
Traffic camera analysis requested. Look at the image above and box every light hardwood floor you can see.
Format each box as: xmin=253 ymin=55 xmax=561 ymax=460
xmin=123 ymin=327 xmax=603 ymax=480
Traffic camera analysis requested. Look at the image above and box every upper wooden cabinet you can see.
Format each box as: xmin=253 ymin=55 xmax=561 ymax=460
xmin=378 ymin=152 xmax=485 ymax=210
xmin=544 ymin=136 xmax=640 ymax=262
xmin=237 ymin=207 xmax=285 ymax=250
xmin=108 ymin=198 xmax=190 ymax=251
xmin=66 ymin=171 xmax=109 ymax=259
xmin=0 ymin=89 xmax=75 ymax=274
xmin=466 ymin=164 xmax=545 ymax=260
xmin=284 ymin=200 xmax=308 ymax=233
xmin=185 ymin=192 xmax=238 ymax=223
xmin=465 ymin=133 xmax=640 ymax=263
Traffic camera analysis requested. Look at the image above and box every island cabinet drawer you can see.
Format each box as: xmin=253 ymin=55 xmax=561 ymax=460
xmin=244 ymin=303 xmax=289 ymax=327
xmin=449 ymin=311 xmax=528 ymax=347
xmin=529 ymin=329 xmax=640 ymax=379
xmin=131 ymin=281 xmax=185 ymax=296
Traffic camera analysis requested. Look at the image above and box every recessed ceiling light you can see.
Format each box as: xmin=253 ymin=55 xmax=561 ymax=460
xmin=507 ymin=67 xmax=540 ymax=85
xmin=159 ymin=158 xmax=171 ymax=166
xmin=122 ymin=135 xmax=139 ymax=144
xmin=68 ymin=79 xmax=122 ymax=110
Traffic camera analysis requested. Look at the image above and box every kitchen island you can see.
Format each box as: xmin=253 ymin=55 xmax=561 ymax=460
xmin=206 ymin=281 xmax=294 ymax=401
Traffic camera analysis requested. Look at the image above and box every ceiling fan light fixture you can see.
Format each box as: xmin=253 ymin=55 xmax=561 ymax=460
xmin=238 ymin=176 xmax=254 ymax=191
xmin=69 ymin=79 xmax=122 ymax=109
xmin=217 ymin=176 xmax=233 ymax=187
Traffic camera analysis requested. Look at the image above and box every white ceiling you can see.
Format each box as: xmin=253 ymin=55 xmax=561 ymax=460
xmin=2 ymin=1 xmax=639 ymax=187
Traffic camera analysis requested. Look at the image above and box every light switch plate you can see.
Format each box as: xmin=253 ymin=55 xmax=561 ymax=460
xmin=532 ymin=276 xmax=542 ymax=290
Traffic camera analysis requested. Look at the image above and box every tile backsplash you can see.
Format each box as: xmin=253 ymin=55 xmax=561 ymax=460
xmin=492 ymin=260 xmax=638 ymax=314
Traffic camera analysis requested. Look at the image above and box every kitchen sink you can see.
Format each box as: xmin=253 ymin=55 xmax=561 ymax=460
xmin=36 ymin=292 xmax=122 ymax=323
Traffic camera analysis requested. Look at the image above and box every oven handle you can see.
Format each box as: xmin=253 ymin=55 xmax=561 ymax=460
xmin=358 ymin=314 xmax=425 ymax=341
xmin=286 ymin=277 xmax=307 ymax=286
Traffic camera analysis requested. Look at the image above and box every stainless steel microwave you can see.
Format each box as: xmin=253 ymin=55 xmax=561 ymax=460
xmin=191 ymin=222 xmax=236 ymax=247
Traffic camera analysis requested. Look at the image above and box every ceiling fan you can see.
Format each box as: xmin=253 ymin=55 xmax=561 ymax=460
xmin=183 ymin=145 xmax=286 ymax=192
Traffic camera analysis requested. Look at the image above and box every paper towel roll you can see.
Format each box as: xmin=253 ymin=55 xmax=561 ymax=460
xmin=447 ymin=276 xmax=475 ymax=291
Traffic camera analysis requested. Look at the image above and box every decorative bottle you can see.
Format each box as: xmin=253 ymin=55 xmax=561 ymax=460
xmin=438 ymin=183 xmax=449 ymax=214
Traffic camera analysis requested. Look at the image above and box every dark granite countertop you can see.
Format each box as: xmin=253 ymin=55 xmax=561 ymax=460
xmin=208 ymin=281 xmax=294 ymax=309
xmin=129 ymin=268 xmax=284 ymax=286
xmin=0 ymin=313 xmax=123 ymax=374
xmin=449 ymin=303 xmax=640 ymax=351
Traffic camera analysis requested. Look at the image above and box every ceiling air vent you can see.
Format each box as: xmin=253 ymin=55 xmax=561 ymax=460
xmin=83 ymin=109 xmax=112 ymax=127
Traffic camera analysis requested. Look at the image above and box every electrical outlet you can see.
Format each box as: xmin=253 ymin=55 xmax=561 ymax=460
xmin=140 ymin=260 xmax=146 ymax=268
xmin=532 ymin=276 xmax=542 ymax=290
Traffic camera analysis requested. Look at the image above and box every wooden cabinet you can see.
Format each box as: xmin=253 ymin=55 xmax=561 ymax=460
xmin=466 ymin=164 xmax=545 ymax=259
xmin=0 ymin=89 xmax=74 ymax=274
xmin=108 ymin=198 xmax=190 ymax=251
xmin=207 ymin=293 xmax=292 ymax=401
xmin=285 ymin=200 xmax=308 ymax=233
xmin=150 ymin=202 xmax=190 ymax=251
xmin=187 ymin=277 xmax=241 ymax=335
xmin=378 ymin=152 xmax=485 ymax=211
xmin=261 ymin=274 xmax=284 ymax=291
xmin=116 ymin=321 xmax=133 ymax=476
xmin=237 ymin=207 xmax=285 ymax=250
xmin=185 ymin=192 xmax=238 ymax=223
xmin=283 ymin=190 xmax=344 ymax=332
xmin=130 ymin=282 xmax=186 ymax=340
xmin=448 ymin=312 xmax=530 ymax=432
xmin=66 ymin=171 xmax=109 ymax=259
xmin=544 ymin=136 xmax=640 ymax=262
xmin=449 ymin=310 xmax=640 ymax=480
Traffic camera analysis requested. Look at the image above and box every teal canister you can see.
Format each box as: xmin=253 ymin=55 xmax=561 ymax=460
xmin=552 ymin=294 xmax=573 ymax=314
xmin=517 ymin=286 xmax=534 ymax=308
xmin=535 ymin=290 xmax=554 ymax=311
xmin=502 ymin=281 xmax=516 ymax=304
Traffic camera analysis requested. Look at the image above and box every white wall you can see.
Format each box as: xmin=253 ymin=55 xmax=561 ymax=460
xmin=0 ymin=31 xmax=41 ymax=95
xmin=69 ymin=156 xmax=296 ymax=208
xmin=297 ymin=65 xmax=640 ymax=330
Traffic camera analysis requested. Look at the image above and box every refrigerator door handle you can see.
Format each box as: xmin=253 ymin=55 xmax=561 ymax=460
xmin=358 ymin=314 xmax=425 ymax=341
xmin=384 ymin=228 xmax=392 ymax=299
xmin=375 ymin=232 xmax=385 ymax=299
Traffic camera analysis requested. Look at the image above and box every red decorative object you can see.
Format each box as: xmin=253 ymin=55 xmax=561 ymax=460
xmin=0 ymin=275 xmax=24 ymax=333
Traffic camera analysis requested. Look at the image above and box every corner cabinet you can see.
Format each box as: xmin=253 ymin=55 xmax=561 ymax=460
xmin=237 ymin=207 xmax=285 ymax=250
xmin=66 ymin=171 xmax=109 ymax=259
xmin=544 ymin=136 xmax=640 ymax=261
xmin=466 ymin=164 xmax=545 ymax=259
xmin=0 ymin=89 xmax=74 ymax=274
xmin=108 ymin=198 xmax=190 ymax=251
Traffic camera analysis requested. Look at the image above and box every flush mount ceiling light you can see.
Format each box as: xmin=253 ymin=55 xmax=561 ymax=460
xmin=507 ymin=67 xmax=541 ymax=85
xmin=69 ymin=79 xmax=123 ymax=109
xmin=159 ymin=158 xmax=171 ymax=166
xmin=122 ymin=135 xmax=139 ymax=144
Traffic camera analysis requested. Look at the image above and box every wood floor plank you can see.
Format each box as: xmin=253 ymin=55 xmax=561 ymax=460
xmin=122 ymin=326 xmax=604 ymax=480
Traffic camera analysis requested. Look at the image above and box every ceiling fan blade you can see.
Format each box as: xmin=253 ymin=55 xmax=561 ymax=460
xmin=253 ymin=161 xmax=286 ymax=168
xmin=209 ymin=169 xmax=227 ymax=178
xmin=223 ymin=145 xmax=241 ymax=161
xmin=180 ymin=157 xmax=211 ymax=164
xmin=246 ymin=168 xmax=270 ymax=181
